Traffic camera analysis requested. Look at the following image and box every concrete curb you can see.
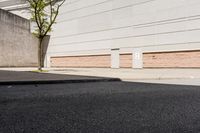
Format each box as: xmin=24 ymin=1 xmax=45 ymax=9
xmin=0 ymin=78 xmax=121 ymax=85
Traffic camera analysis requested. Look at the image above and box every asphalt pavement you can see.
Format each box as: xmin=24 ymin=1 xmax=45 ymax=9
xmin=1 ymin=81 xmax=200 ymax=133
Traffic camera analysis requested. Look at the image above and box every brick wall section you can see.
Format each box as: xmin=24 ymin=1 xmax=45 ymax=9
xmin=51 ymin=55 xmax=111 ymax=68
xmin=143 ymin=50 xmax=200 ymax=68
xmin=120 ymin=54 xmax=132 ymax=68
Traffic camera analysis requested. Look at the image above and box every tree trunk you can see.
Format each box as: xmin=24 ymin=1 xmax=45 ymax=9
xmin=38 ymin=37 xmax=43 ymax=71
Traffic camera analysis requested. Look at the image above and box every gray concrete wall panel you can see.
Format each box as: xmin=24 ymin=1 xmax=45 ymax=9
xmin=0 ymin=9 xmax=38 ymax=67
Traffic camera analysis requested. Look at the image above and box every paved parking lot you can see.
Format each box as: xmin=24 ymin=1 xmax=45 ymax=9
xmin=1 ymin=81 xmax=200 ymax=133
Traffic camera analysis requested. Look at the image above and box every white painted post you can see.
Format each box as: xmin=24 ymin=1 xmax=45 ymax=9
xmin=132 ymin=48 xmax=143 ymax=69
xmin=111 ymin=48 xmax=120 ymax=68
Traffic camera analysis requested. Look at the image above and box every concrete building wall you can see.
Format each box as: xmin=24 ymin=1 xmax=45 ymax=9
xmin=0 ymin=9 xmax=38 ymax=67
xmin=46 ymin=0 xmax=200 ymax=68
xmin=4 ymin=0 xmax=199 ymax=68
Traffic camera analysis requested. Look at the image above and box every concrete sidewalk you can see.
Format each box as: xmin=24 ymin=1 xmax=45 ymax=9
xmin=45 ymin=68 xmax=200 ymax=86
xmin=125 ymin=79 xmax=200 ymax=86
xmin=0 ymin=70 xmax=120 ymax=85
xmin=45 ymin=68 xmax=200 ymax=80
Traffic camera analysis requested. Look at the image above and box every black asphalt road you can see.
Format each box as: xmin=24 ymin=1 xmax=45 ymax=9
xmin=0 ymin=81 xmax=200 ymax=133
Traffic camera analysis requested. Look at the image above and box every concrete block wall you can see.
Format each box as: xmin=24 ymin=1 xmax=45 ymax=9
xmin=0 ymin=9 xmax=38 ymax=67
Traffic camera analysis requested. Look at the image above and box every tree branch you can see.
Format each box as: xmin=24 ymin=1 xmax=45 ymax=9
xmin=34 ymin=0 xmax=41 ymax=31
xmin=43 ymin=0 xmax=66 ymax=36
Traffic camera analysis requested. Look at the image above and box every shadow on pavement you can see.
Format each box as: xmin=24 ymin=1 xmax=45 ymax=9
xmin=0 ymin=70 xmax=121 ymax=85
